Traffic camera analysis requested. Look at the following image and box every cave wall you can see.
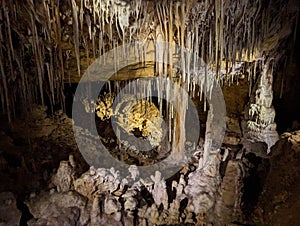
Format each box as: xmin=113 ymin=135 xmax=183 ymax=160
xmin=273 ymin=14 xmax=300 ymax=133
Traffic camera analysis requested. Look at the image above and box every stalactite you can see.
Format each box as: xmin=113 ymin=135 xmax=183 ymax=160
xmin=15 ymin=55 xmax=27 ymax=111
xmin=280 ymin=74 xmax=284 ymax=99
xmin=194 ymin=26 xmax=199 ymax=75
xmin=46 ymin=63 xmax=54 ymax=110
xmin=209 ymin=28 xmax=213 ymax=65
xmin=54 ymin=3 xmax=65 ymax=109
xmin=71 ymin=0 xmax=81 ymax=77
xmin=0 ymin=52 xmax=11 ymax=123
xmin=186 ymin=31 xmax=191 ymax=91
xmin=180 ymin=3 xmax=186 ymax=83
xmin=30 ymin=12 xmax=45 ymax=105
xmin=159 ymin=80 xmax=163 ymax=116
xmin=168 ymin=0 xmax=174 ymax=77
xmin=3 ymin=3 xmax=15 ymax=60
xmin=113 ymin=40 xmax=118 ymax=73
xmin=86 ymin=13 xmax=92 ymax=40
xmin=79 ymin=0 xmax=84 ymax=31
xmin=92 ymin=28 xmax=96 ymax=59
xmin=215 ymin=0 xmax=220 ymax=77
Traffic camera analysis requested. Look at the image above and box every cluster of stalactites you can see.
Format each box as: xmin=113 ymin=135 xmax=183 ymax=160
xmin=0 ymin=0 xmax=67 ymax=122
xmin=58 ymin=0 xmax=298 ymax=98
xmin=0 ymin=0 xmax=297 ymax=123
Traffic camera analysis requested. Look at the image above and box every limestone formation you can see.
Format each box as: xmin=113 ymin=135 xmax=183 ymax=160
xmin=17 ymin=127 xmax=300 ymax=225
xmin=246 ymin=61 xmax=279 ymax=153
xmin=185 ymin=154 xmax=221 ymax=215
xmin=113 ymin=94 xmax=164 ymax=147
xmin=0 ymin=192 xmax=22 ymax=226
xmin=95 ymin=93 xmax=115 ymax=120
xmin=51 ymin=155 xmax=77 ymax=193
xmin=215 ymin=160 xmax=246 ymax=223
xmin=27 ymin=191 xmax=90 ymax=226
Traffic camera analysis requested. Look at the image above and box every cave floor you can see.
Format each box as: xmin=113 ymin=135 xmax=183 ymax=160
xmin=0 ymin=109 xmax=300 ymax=226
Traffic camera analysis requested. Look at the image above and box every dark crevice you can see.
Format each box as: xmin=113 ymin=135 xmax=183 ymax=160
xmin=241 ymin=153 xmax=270 ymax=221
xmin=17 ymin=200 xmax=33 ymax=226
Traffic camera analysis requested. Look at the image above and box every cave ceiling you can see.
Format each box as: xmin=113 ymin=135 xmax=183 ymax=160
xmin=0 ymin=0 xmax=298 ymax=122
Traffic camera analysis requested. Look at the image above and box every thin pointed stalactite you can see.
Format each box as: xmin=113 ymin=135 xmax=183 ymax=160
xmin=30 ymin=11 xmax=45 ymax=106
xmin=0 ymin=51 xmax=11 ymax=123
xmin=72 ymin=0 xmax=81 ymax=77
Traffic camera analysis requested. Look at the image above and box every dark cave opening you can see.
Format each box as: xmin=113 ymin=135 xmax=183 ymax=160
xmin=273 ymin=14 xmax=300 ymax=134
xmin=241 ymin=153 xmax=270 ymax=221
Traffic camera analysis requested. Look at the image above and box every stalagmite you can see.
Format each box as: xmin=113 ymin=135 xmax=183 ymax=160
xmin=202 ymin=103 xmax=213 ymax=167
xmin=150 ymin=171 xmax=168 ymax=209
xmin=246 ymin=60 xmax=279 ymax=153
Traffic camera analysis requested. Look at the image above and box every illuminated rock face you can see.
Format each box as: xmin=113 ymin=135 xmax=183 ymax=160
xmin=83 ymin=92 xmax=164 ymax=147
xmin=113 ymin=94 xmax=164 ymax=147
xmin=95 ymin=93 xmax=114 ymax=120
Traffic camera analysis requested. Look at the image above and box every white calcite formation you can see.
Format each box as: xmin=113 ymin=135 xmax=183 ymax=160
xmin=26 ymin=150 xmax=249 ymax=225
xmin=246 ymin=60 xmax=279 ymax=153
xmin=150 ymin=171 xmax=168 ymax=209
xmin=185 ymin=153 xmax=221 ymax=215
xmin=73 ymin=167 xmax=121 ymax=200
